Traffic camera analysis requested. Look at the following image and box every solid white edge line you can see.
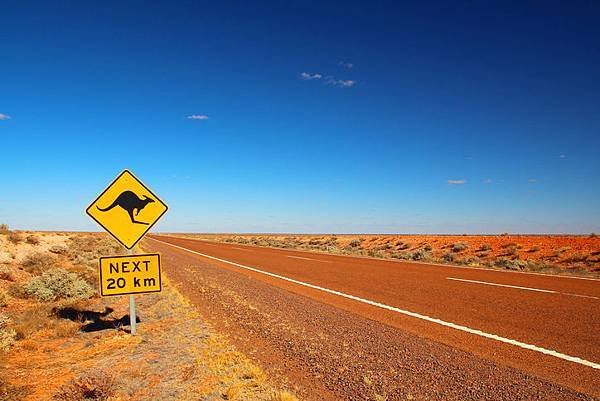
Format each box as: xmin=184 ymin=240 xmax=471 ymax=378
xmin=446 ymin=277 xmax=557 ymax=294
xmin=149 ymin=237 xmax=599 ymax=370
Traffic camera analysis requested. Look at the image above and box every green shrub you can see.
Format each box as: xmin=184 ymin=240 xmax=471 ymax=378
xmin=21 ymin=252 xmax=57 ymax=274
xmin=442 ymin=252 xmax=455 ymax=262
xmin=23 ymin=269 xmax=94 ymax=302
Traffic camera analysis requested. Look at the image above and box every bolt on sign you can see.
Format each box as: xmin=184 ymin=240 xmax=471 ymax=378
xmin=86 ymin=170 xmax=168 ymax=249
xmin=99 ymin=253 xmax=161 ymax=296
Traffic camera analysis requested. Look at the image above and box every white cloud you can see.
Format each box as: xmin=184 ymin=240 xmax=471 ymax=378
xmin=559 ymin=154 xmax=566 ymax=159
xmin=0 ymin=113 xmax=11 ymax=120
xmin=300 ymin=72 xmax=322 ymax=80
xmin=447 ymin=179 xmax=466 ymax=185
xmin=338 ymin=61 xmax=354 ymax=69
xmin=528 ymin=178 xmax=537 ymax=183
xmin=483 ymin=178 xmax=493 ymax=184
xmin=327 ymin=78 xmax=356 ymax=88
xmin=187 ymin=115 xmax=209 ymax=120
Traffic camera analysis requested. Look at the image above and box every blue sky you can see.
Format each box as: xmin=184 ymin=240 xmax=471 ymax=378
xmin=1 ymin=1 xmax=599 ymax=234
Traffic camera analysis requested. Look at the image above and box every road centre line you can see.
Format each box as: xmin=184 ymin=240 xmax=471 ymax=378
xmin=446 ymin=277 xmax=557 ymax=294
xmin=149 ymin=237 xmax=600 ymax=370
xmin=447 ymin=277 xmax=599 ymax=299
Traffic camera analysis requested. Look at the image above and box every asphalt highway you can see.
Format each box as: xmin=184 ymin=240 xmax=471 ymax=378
xmin=145 ymin=235 xmax=600 ymax=400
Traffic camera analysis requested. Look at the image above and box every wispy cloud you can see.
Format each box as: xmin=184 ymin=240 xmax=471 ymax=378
xmin=187 ymin=115 xmax=209 ymax=120
xmin=327 ymin=78 xmax=356 ymax=88
xmin=0 ymin=113 xmax=11 ymax=120
xmin=447 ymin=179 xmax=466 ymax=185
xmin=338 ymin=61 xmax=354 ymax=69
xmin=300 ymin=72 xmax=322 ymax=80
xmin=483 ymin=178 xmax=493 ymax=184
xmin=528 ymin=178 xmax=537 ymax=183
xmin=559 ymin=154 xmax=566 ymax=159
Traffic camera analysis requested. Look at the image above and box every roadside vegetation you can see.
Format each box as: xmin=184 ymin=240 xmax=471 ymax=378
xmin=176 ymin=233 xmax=600 ymax=277
xmin=0 ymin=228 xmax=297 ymax=401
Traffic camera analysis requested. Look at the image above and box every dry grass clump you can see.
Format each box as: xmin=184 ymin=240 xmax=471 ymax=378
xmin=7 ymin=231 xmax=22 ymax=244
xmin=53 ymin=370 xmax=114 ymax=401
xmin=10 ymin=306 xmax=80 ymax=340
xmin=0 ymin=267 xmax=15 ymax=282
xmin=23 ymin=268 xmax=95 ymax=302
xmin=269 ymin=390 xmax=300 ymax=401
xmin=25 ymin=235 xmax=40 ymax=245
xmin=0 ymin=313 xmax=17 ymax=351
xmin=21 ymin=252 xmax=58 ymax=274
xmin=0 ymin=289 xmax=9 ymax=307
xmin=0 ymin=224 xmax=9 ymax=234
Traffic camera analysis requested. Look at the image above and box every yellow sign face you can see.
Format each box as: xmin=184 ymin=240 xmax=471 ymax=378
xmin=86 ymin=170 xmax=168 ymax=249
xmin=99 ymin=253 xmax=162 ymax=296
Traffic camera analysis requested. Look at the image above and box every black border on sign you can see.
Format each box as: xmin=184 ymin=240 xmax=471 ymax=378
xmin=85 ymin=169 xmax=169 ymax=249
xmin=98 ymin=253 xmax=162 ymax=297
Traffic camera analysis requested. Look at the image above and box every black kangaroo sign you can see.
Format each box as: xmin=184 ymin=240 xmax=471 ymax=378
xmin=86 ymin=170 xmax=168 ymax=249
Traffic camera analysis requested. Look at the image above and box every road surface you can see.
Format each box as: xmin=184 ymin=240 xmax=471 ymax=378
xmin=144 ymin=235 xmax=599 ymax=400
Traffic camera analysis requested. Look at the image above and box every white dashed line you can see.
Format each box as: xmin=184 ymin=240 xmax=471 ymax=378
xmin=286 ymin=255 xmax=332 ymax=263
xmin=447 ymin=277 xmax=599 ymax=299
xmin=149 ymin=238 xmax=600 ymax=370
xmin=446 ymin=277 xmax=557 ymax=294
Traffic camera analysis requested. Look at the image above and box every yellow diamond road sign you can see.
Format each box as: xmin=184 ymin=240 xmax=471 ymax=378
xmin=86 ymin=170 xmax=168 ymax=249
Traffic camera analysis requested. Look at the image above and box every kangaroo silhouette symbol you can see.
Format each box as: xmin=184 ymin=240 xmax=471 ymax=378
xmin=97 ymin=190 xmax=155 ymax=225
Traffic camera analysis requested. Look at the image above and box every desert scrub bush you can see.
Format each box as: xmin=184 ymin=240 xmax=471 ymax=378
xmin=54 ymin=370 xmax=114 ymax=401
xmin=442 ymin=252 xmax=456 ymax=262
xmin=6 ymin=231 xmax=22 ymax=244
xmin=23 ymin=268 xmax=94 ymax=302
xmin=553 ymin=246 xmax=571 ymax=256
xmin=410 ymin=249 xmax=432 ymax=261
xmin=564 ymin=253 xmax=588 ymax=263
xmin=422 ymin=243 xmax=433 ymax=251
xmin=590 ymin=232 xmax=597 ymax=238
xmin=349 ymin=239 xmax=362 ymax=248
xmin=49 ymin=245 xmax=68 ymax=255
xmin=478 ymin=244 xmax=492 ymax=252
xmin=25 ymin=235 xmax=40 ymax=245
xmin=397 ymin=242 xmax=411 ymax=250
xmin=0 ymin=224 xmax=9 ymax=234
xmin=495 ymin=257 xmax=525 ymax=270
xmin=504 ymin=244 xmax=519 ymax=256
xmin=21 ymin=252 xmax=57 ymax=274
xmin=452 ymin=242 xmax=468 ymax=252
xmin=528 ymin=245 xmax=540 ymax=253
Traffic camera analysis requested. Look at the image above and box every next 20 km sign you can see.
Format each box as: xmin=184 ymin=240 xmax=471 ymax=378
xmin=99 ymin=253 xmax=162 ymax=296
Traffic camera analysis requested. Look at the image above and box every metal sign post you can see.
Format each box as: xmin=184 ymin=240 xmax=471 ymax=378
xmin=127 ymin=248 xmax=137 ymax=335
